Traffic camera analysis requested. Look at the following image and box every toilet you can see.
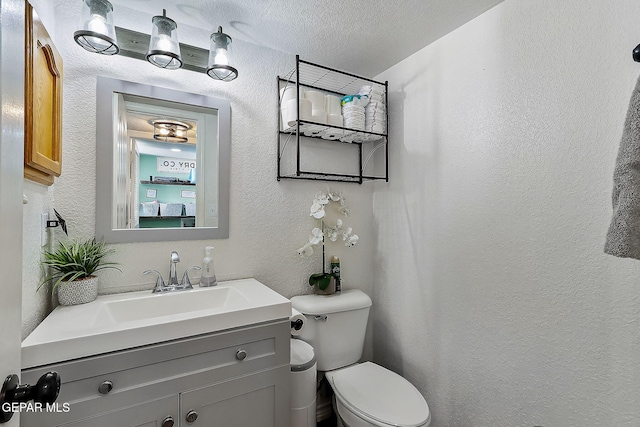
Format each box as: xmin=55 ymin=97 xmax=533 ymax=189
xmin=291 ymin=290 xmax=431 ymax=427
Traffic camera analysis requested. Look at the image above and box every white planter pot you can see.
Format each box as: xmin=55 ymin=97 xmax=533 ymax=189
xmin=57 ymin=276 xmax=98 ymax=306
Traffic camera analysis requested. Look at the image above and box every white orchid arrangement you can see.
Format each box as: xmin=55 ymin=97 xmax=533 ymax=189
xmin=297 ymin=190 xmax=359 ymax=259
xmin=297 ymin=190 xmax=359 ymax=290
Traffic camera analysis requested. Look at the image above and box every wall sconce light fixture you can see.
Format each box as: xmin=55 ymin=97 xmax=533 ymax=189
xmin=73 ymin=0 xmax=119 ymax=55
xmin=207 ymin=26 xmax=238 ymax=81
xmin=152 ymin=120 xmax=190 ymax=143
xmin=146 ymin=9 xmax=182 ymax=70
xmin=73 ymin=2 xmax=238 ymax=81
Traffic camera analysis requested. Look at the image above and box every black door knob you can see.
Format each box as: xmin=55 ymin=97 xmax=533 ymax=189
xmin=14 ymin=371 xmax=61 ymax=404
xmin=0 ymin=371 xmax=61 ymax=423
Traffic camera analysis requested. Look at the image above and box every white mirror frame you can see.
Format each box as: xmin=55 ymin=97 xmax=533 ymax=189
xmin=96 ymin=76 xmax=231 ymax=243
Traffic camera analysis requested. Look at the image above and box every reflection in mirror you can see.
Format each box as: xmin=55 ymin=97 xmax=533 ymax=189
xmin=96 ymin=77 xmax=230 ymax=243
xmin=122 ymin=95 xmax=218 ymax=229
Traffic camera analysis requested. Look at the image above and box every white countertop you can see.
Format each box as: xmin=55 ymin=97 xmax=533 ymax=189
xmin=22 ymin=278 xmax=290 ymax=369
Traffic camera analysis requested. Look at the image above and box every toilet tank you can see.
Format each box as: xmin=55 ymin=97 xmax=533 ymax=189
xmin=291 ymin=290 xmax=372 ymax=371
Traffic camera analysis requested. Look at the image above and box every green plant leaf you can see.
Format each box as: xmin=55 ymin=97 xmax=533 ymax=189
xmin=308 ymin=273 xmax=325 ymax=286
xmin=317 ymin=275 xmax=331 ymax=290
xmin=308 ymin=272 xmax=331 ymax=290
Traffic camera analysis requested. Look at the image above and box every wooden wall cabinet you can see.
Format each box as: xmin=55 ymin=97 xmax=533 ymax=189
xmin=24 ymin=2 xmax=63 ymax=186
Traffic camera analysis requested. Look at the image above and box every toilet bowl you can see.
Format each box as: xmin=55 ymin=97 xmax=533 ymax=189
xmin=327 ymin=362 xmax=430 ymax=427
xmin=291 ymin=290 xmax=431 ymax=427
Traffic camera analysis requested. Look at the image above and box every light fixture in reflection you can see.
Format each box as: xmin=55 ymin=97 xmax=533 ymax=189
xmin=152 ymin=120 xmax=190 ymax=143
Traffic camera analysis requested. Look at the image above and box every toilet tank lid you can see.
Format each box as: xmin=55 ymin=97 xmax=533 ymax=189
xmin=291 ymin=289 xmax=372 ymax=315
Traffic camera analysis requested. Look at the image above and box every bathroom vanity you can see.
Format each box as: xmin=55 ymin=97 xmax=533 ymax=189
xmin=20 ymin=279 xmax=291 ymax=427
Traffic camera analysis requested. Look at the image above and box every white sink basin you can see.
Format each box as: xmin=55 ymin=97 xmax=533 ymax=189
xmin=103 ymin=286 xmax=247 ymax=324
xmin=22 ymin=278 xmax=290 ymax=368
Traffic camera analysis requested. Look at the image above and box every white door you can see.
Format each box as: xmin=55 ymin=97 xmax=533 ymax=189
xmin=131 ymin=144 xmax=140 ymax=228
xmin=114 ymin=94 xmax=129 ymax=229
xmin=0 ymin=0 xmax=26 ymax=425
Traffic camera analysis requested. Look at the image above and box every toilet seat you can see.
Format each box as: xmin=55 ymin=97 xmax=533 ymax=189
xmin=327 ymin=362 xmax=430 ymax=427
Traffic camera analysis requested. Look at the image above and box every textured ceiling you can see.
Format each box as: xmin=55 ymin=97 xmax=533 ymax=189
xmin=109 ymin=0 xmax=504 ymax=77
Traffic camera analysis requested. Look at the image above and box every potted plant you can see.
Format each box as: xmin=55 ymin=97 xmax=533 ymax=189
xmin=39 ymin=238 xmax=120 ymax=306
xmin=297 ymin=190 xmax=359 ymax=295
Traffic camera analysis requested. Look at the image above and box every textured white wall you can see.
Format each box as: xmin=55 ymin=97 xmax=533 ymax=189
xmin=21 ymin=0 xmax=375 ymax=350
xmin=373 ymin=0 xmax=640 ymax=425
xmin=22 ymin=182 xmax=55 ymax=339
xmin=22 ymin=0 xmax=57 ymax=339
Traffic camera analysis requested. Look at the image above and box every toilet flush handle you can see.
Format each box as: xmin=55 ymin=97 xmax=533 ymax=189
xmin=314 ymin=314 xmax=328 ymax=322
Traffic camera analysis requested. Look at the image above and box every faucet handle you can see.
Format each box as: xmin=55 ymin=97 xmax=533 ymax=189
xmin=143 ymin=270 xmax=166 ymax=293
xmin=181 ymin=266 xmax=201 ymax=289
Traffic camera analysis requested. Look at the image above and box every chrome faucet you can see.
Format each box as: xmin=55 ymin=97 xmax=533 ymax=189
xmin=168 ymin=251 xmax=180 ymax=286
xmin=143 ymin=251 xmax=201 ymax=293
xmin=143 ymin=269 xmax=166 ymax=293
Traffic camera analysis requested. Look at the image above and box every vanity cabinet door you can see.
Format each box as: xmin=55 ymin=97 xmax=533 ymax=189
xmin=21 ymin=321 xmax=290 ymax=427
xmin=180 ymin=365 xmax=290 ymax=427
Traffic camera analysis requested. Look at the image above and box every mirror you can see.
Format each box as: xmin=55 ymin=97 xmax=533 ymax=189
xmin=96 ymin=77 xmax=230 ymax=243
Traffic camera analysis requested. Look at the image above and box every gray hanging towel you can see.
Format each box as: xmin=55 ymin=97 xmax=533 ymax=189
xmin=605 ymin=75 xmax=640 ymax=259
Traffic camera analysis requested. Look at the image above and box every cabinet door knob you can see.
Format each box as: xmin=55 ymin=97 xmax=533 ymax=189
xmin=185 ymin=410 xmax=198 ymax=423
xmin=162 ymin=416 xmax=175 ymax=427
xmin=98 ymin=380 xmax=113 ymax=395
xmin=236 ymin=349 xmax=247 ymax=361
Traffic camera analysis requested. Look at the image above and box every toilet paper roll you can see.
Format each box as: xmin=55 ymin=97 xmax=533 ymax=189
xmin=290 ymin=307 xmax=307 ymax=337
xmin=285 ymin=98 xmax=312 ymax=123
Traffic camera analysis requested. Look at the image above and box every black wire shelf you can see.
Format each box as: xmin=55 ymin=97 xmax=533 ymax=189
xmin=280 ymin=60 xmax=386 ymax=96
xmin=277 ymin=56 xmax=389 ymax=184
xmin=280 ymin=120 xmax=386 ymax=144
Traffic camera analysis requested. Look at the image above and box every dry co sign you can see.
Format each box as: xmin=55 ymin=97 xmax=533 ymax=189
xmin=157 ymin=157 xmax=196 ymax=173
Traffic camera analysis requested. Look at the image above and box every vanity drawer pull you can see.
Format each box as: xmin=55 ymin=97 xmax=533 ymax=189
xmin=98 ymin=380 xmax=113 ymax=395
xmin=185 ymin=410 xmax=198 ymax=423
xmin=235 ymin=349 xmax=247 ymax=361
xmin=162 ymin=416 xmax=175 ymax=427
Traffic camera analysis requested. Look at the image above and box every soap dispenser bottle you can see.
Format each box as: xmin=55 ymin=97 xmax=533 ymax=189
xmin=200 ymin=246 xmax=217 ymax=287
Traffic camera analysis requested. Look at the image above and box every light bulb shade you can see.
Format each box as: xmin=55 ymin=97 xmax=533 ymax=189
xmin=73 ymin=0 xmax=119 ymax=55
xmin=206 ymin=26 xmax=238 ymax=81
xmin=153 ymin=120 xmax=189 ymax=143
xmin=146 ymin=10 xmax=182 ymax=70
